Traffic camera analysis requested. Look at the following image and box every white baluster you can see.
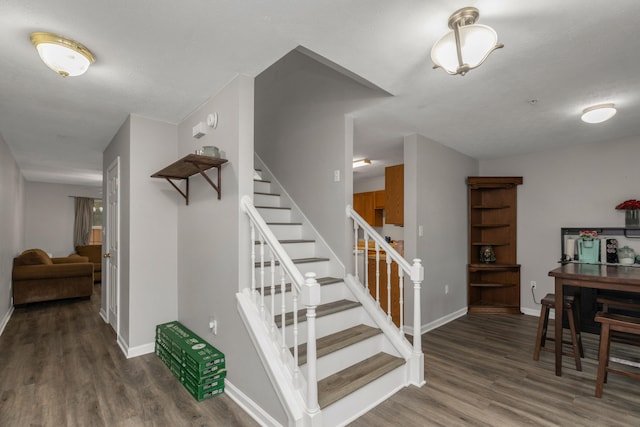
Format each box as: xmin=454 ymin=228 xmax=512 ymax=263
xmin=375 ymin=241 xmax=381 ymax=305
xmin=301 ymin=272 xmax=320 ymax=414
xmin=250 ymin=223 xmax=256 ymax=297
xmin=386 ymin=256 xmax=392 ymax=321
xmin=398 ymin=268 xmax=404 ymax=334
xmin=353 ymin=221 xmax=359 ymax=279
xmin=412 ymin=259 xmax=424 ymax=353
xmin=260 ymin=237 xmax=265 ymax=316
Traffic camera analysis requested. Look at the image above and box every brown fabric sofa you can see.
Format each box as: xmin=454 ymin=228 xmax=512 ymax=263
xmin=74 ymin=244 xmax=102 ymax=283
xmin=12 ymin=249 xmax=94 ymax=305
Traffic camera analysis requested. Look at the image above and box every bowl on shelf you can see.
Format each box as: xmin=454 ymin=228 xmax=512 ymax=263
xmin=618 ymin=246 xmax=636 ymax=265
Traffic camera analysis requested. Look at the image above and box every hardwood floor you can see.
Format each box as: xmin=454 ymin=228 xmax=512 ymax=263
xmin=3 ymin=290 xmax=640 ymax=426
xmin=350 ymin=313 xmax=640 ymax=427
xmin=0 ymin=285 xmax=258 ymax=427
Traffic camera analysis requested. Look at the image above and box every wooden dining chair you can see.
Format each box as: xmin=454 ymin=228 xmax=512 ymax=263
xmin=594 ymin=296 xmax=640 ymax=397
xmin=533 ymin=293 xmax=583 ymax=371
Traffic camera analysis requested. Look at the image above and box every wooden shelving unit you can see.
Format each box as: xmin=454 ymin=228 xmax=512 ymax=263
xmin=467 ymin=176 xmax=523 ymax=314
xmin=151 ymin=154 xmax=228 ymax=205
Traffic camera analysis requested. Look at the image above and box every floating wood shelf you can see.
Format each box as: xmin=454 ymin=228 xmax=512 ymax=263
xmin=151 ymin=154 xmax=228 ymax=205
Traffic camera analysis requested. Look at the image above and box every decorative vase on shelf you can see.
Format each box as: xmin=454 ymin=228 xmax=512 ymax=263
xmin=626 ymin=210 xmax=640 ymax=229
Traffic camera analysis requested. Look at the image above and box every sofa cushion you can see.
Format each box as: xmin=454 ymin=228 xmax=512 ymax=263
xmin=75 ymin=245 xmax=101 ymax=264
xmin=15 ymin=249 xmax=52 ymax=266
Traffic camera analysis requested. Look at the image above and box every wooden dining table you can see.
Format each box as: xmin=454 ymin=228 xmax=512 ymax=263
xmin=548 ymin=263 xmax=640 ymax=376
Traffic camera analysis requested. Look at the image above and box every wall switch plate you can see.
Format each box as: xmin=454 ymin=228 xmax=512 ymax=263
xmin=333 ymin=170 xmax=340 ymax=182
xmin=418 ymin=225 xmax=424 ymax=237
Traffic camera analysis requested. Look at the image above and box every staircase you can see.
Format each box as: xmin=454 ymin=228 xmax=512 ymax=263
xmin=236 ymin=164 xmax=423 ymax=426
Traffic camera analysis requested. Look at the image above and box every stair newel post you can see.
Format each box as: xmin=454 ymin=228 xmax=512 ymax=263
xmin=301 ymin=272 xmax=321 ymax=414
xmin=411 ymin=259 xmax=424 ymax=354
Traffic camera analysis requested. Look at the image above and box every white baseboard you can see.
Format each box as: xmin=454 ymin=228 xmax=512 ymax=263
xmin=0 ymin=306 xmax=14 ymax=336
xmin=224 ymin=380 xmax=282 ymax=427
xmin=119 ymin=339 xmax=155 ymax=359
xmin=99 ymin=308 xmax=109 ymax=323
xmin=408 ymin=307 xmax=468 ymax=336
xmin=522 ymin=306 xmax=554 ymax=319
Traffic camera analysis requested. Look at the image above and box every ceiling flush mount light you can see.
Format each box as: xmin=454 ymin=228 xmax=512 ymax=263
xmin=353 ymin=159 xmax=371 ymax=168
xmin=431 ymin=7 xmax=503 ymax=76
xmin=30 ymin=32 xmax=95 ymax=77
xmin=581 ymin=103 xmax=617 ymax=124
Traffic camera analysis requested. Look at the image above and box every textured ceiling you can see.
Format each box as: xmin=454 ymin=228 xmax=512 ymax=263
xmin=2 ymin=0 xmax=639 ymax=186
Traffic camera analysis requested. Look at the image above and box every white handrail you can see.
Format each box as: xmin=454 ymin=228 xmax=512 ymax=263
xmin=241 ymin=195 xmax=320 ymax=415
xmin=346 ymin=204 xmax=423 ymax=355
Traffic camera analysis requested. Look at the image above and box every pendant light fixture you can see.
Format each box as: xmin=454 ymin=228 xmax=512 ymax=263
xmin=431 ymin=7 xmax=503 ymax=76
xmin=30 ymin=32 xmax=95 ymax=77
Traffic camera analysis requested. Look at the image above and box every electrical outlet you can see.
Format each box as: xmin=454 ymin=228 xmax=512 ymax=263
xmin=530 ymin=281 xmax=536 ymax=289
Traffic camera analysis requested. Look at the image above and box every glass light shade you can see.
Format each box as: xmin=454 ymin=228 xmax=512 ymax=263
xmin=581 ymin=104 xmax=616 ymax=124
xmin=431 ymin=24 xmax=499 ymax=75
xmin=31 ymin=32 xmax=95 ymax=77
xmin=353 ymin=159 xmax=371 ymax=168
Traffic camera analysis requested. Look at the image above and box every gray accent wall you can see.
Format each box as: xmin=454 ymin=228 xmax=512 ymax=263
xmin=480 ymin=136 xmax=640 ymax=315
xmin=0 ymin=134 xmax=24 ymax=328
xmin=175 ymin=75 xmax=287 ymax=424
xmin=103 ymin=114 xmax=179 ymax=350
xmin=24 ymin=182 xmax=100 ymax=257
xmin=255 ymin=48 xmax=387 ymax=263
xmin=404 ymin=134 xmax=478 ymax=326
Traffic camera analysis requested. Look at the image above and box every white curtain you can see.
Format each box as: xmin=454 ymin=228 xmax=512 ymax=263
xmin=74 ymin=197 xmax=94 ymax=247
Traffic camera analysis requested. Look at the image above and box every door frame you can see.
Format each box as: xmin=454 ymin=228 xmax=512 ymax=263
xmin=105 ymin=156 xmax=121 ymax=338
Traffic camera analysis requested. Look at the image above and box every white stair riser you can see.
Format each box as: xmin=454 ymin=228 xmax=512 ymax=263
xmin=300 ymin=334 xmax=387 ymax=380
xmin=321 ymin=365 xmax=407 ymax=427
xmin=252 ymin=261 xmax=329 ymax=287
xmin=255 ymin=207 xmax=292 ymax=223
xmin=254 ymin=193 xmax=281 ymax=207
xmin=262 ymin=282 xmax=347 ymax=312
xmin=267 ymin=224 xmax=303 ymax=240
xmin=253 ymin=180 xmax=271 ymax=193
xmin=256 ymin=241 xmax=316 ymax=260
xmin=281 ymin=306 xmax=364 ymax=345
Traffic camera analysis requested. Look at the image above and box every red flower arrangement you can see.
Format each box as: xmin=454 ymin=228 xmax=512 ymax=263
xmin=579 ymin=230 xmax=598 ymax=240
xmin=616 ymin=199 xmax=640 ymax=210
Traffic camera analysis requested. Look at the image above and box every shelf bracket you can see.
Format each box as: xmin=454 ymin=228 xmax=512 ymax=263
xmin=188 ymin=160 xmax=222 ymax=200
xmin=164 ymin=177 xmax=190 ymax=205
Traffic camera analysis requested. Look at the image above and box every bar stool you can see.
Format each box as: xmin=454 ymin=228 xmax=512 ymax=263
xmin=595 ymin=311 xmax=640 ymax=397
xmin=533 ymin=293 xmax=584 ymax=371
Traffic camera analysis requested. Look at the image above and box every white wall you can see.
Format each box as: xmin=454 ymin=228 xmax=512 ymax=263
xmin=405 ymin=134 xmax=478 ymax=326
xmin=0 ymin=135 xmax=24 ymax=330
xmin=480 ymin=136 xmax=640 ymax=315
xmin=255 ymin=49 xmax=387 ymax=263
xmin=176 ymin=75 xmax=287 ymax=424
xmin=24 ymin=181 xmax=101 ymax=257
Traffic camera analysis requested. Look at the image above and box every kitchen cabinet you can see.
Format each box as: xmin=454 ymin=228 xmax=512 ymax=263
xmin=385 ymin=164 xmax=403 ymax=225
xmin=374 ymin=190 xmax=385 ymax=209
xmin=467 ymin=176 xmax=523 ymax=314
xmin=354 ymin=191 xmax=383 ymax=227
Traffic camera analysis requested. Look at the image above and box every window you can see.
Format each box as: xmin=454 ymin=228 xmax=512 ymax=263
xmin=90 ymin=200 xmax=103 ymax=245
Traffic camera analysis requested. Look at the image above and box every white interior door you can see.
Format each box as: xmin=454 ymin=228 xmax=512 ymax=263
xmin=106 ymin=158 xmax=120 ymax=334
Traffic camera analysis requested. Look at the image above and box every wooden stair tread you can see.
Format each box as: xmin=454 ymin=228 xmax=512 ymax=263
xmin=274 ymin=299 xmax=360 ymax=328
xmin=259 ymin=277 xmax=342 ymax=296
xmin=294 ymin=324 xmax=382 ymax=365
xmin=317 ymin=352 xmax=405 ymax=409
xmin=254 ymin=192 xmax=280 ymax=196
xmin=253 ymin=239 xmax=315 ymax=245
xmin=254 ymin=205 xmax=291 ymax=210
xmin=255 ymin=257 xmax=329 ymax=268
